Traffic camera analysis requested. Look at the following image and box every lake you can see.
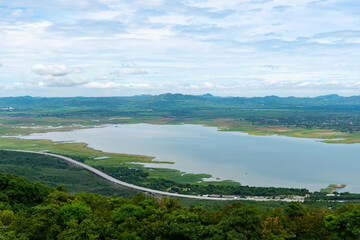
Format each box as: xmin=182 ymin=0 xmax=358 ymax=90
xmin=20 ymin=124 xmax=360 ymax=192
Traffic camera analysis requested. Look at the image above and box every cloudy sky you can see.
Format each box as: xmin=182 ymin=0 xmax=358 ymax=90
xmin=0 ymin=0 xmax=360 ymax=97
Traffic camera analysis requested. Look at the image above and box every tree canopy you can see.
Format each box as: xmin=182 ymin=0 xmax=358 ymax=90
xmin=0 ymin=173 xmax=359 ymax=239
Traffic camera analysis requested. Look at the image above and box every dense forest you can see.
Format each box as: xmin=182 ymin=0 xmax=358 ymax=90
xmin=0 ymin=173 xmax=360 ymax=240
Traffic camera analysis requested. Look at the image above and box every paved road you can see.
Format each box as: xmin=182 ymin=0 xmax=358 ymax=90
xmin=4 ymin=149 xmax=304 ymax=202
xmin=5 ymin=149 xmax=238 ymax=200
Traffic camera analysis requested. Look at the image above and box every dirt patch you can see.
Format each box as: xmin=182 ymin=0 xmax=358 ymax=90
xmin=315 ymin=132 xmax=338 ymax=135
xmin=256 ymin=127 xmax=294 ymax=132
xmin=156 ymin=118 xmax=175 ymax=123
xmin=212 ymin=118 xmax=235 ymax=123
xmin=108 ymin=117 xmax=132 ymax=120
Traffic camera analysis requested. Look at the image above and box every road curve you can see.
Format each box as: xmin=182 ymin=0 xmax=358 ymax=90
xmin=4 ymin=149 xmax=238 ymax=201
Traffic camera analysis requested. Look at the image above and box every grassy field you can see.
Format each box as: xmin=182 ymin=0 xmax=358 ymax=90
xmin=0 ymin=137 xmax=154 ymax=163
xmin=320 ymin=184 xmax=347 ymax=194
xmin=188 ymin=119 xmax=354 ymax=142
xmin=137 ymin=116 xmax=360 ymax=143
xmin=0 ymin=137 xmax=231 ymax=186
xmin=0 ymin=113 xmax=359 ymax=143
xmin=185 ymin=119 xmax=360 ymax=143
xmin=146 ymin=168 xmax=211 ymax=185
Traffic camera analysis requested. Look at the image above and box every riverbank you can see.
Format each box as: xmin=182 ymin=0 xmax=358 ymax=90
xmin=9 ymin=123 xmax=360 ymax=193
xmin=0 ymin=119 xmax=359 ymax=192
xmin=0 ymin=137 xmax=228 ymax=186
xmin=0 ymin=115 xmax=359 ymax=144
xmin=4 ymin=149 xmax=308 ymax=202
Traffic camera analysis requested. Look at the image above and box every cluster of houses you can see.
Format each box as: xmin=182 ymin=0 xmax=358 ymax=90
xmin=0 ymin=107 xmax=14 ymax=110
xmin=201 ymin=194 xmax=306 ymax=202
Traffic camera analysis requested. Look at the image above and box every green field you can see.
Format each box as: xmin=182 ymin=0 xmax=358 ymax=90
xmin=0 ymin=137 xmax=237 ymax=187
xmin=0 ymin=94 xmax=360 ymax=143
xmin=1 ymin=114 xmax=359 ymax=144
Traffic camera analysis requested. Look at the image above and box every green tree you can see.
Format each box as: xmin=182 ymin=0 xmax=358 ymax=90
xmin=325 ymin=204 xmax=360 ymax=239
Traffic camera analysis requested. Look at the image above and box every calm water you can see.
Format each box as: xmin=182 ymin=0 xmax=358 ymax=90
xmin=20 ymin=124 xmax=360 ymax=192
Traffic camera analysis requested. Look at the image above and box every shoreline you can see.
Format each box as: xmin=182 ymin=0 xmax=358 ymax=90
xmin=0 ymin=122 xmax=358 ymax=192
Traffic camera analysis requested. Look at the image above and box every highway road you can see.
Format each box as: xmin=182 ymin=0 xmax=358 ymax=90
xmin=4 ymin=149 xmax=304 ymax=202
xmin=5 ymin=149 xmax=238 ymax=200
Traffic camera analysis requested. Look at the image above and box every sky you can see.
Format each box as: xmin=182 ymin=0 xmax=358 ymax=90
xmin=0 ymin=0 xmax=360 ymax=97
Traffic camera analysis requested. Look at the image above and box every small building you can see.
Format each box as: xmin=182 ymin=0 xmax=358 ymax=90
xmin=326 ymin=194 xmax=335 ymax=197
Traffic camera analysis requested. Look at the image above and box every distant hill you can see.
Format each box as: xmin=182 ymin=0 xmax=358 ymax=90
xmin=0 ymin=94 xmax=360 ymax=111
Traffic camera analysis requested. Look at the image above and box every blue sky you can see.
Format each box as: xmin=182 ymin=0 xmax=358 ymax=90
xmin=0 ymin=0 xmax=359 ymax=97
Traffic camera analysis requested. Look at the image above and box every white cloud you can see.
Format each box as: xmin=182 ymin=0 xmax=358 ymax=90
xmin=0 ymin=0 xmax=360 ymax=97
xmin=84 ymin=82 xmax=152 ymax=89
xmin=22 ymin=77 xmax=89 ymax=87
xmin=11 ymin=8 xmax=34 ymax=18
xmin=184 ymin=0 xmax=239 ymax=12
xmin=183 ymin=82 xmax=234 ymax=89
xmin=95 ymin=76 xmax=109 ymax=81
xmin=77 ymin=10 xmax=134 ymax=21
xmin=258 ymin=65 xmax=281 ymax=71
xmin=84 ymin=81 xmax=121 ymax=89
xmin=149 ymin=14 xmax=192 ymax=25
xmin=309 ymin=31 xmax=360 ymax=44
xmin=0 ymin=20 xmax=67 ymax=51
xmin=116 ymin=28 xmax=175 ymax=40
xmin=123 ymin=83 xmax=151 ymax=88
xmin=83 ymin=81 xmax=240 ymax=90
xmin=139 ymin=0 xmax=165 ymax=6
xmin=32 ymin=64 xmax=82 ymax=77
xmin=52 ymin=0 xmax=90 ymax=8
xmin=5 ymin=21 xmax=52 ymax=31
xmin=121 ymin=67 xmax=148 ymax=75
xmin=261 ymin=80 xmax=360 ymax=90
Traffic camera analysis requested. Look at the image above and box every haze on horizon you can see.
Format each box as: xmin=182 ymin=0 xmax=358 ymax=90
xmin=0 ymin=0 xmax=359 ymax=97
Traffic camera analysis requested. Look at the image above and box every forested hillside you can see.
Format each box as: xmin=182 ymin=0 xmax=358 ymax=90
xmin=0 ymin=173 xmax=360 ymax=239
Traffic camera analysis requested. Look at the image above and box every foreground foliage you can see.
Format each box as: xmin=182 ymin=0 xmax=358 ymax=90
xmin=0 ymin=174 xmax=360 ymax=240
